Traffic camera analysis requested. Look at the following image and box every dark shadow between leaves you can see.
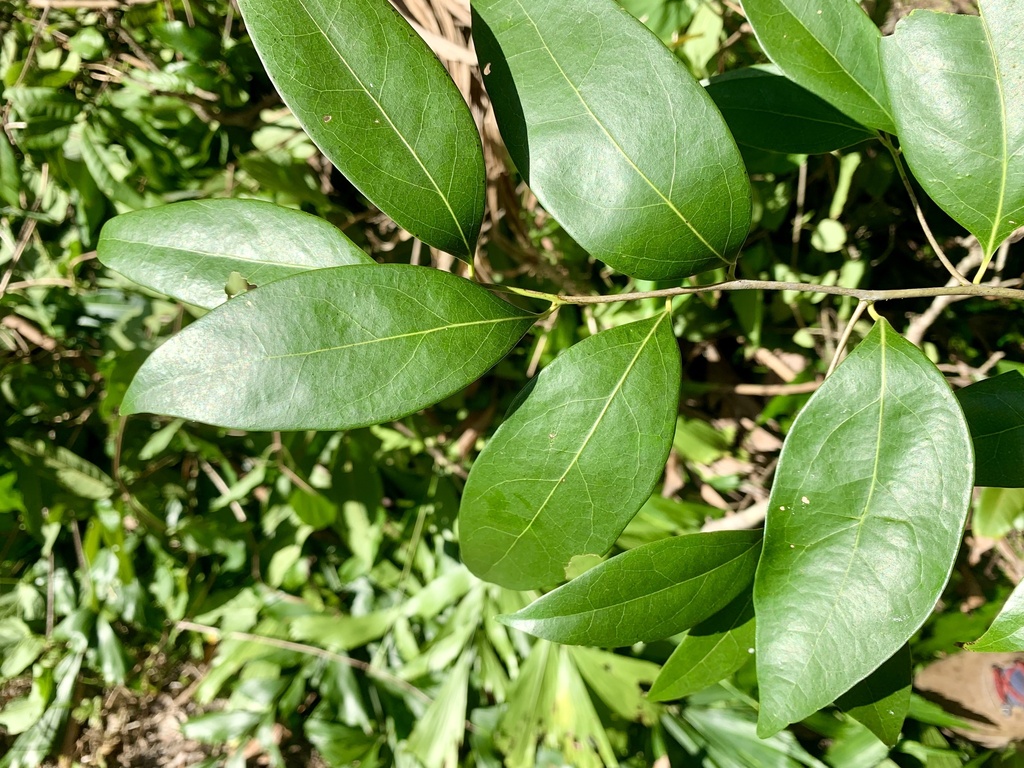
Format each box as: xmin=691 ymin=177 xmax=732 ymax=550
xmin=472 ymin=9 xmax=530 ymax=180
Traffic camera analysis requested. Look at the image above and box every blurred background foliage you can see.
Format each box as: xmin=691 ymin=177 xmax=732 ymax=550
xmin=2 ymin=0 xmax=1024 ymax=765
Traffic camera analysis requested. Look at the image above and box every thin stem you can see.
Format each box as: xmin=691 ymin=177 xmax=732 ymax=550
xmin=826 ymin=300 xmax=869 ymax=378
xmin=483 ymin=279 xmax=1024 ymax=306
xmin=880 ymin=134 xmax=969 ymax=285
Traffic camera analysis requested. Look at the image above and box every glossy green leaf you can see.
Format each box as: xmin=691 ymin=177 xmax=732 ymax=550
xmin=98 ymin=200 xmax=372 ymax=309
xmin=500 ymin=530 xmax=762 ymax=647
xmin=474 ymin=0 xmax=751 ymax=280
xmin=122 ymin=264 xmax=536 ymax=431
xmin=460 ymin=312 xmax=681 ymax=589
xmin=836 ymin=644 xmax=912 ymax=747
xmin=754 ymin=319 xmax=973 ymax=737
xmin=706 ymin=67 xmax=873 ymax=155
xmin=237 ymin=0 xmax=485 ymax=257
xmin=969 ymin=579 xmax=1024 ymax=651
xmin=881 ymin=1 xmax=1024 ymax=260
xmin=649 ymin=590 xmax=755 ymax=701
xmin=955 ymin=372 xmax=1024 ymax=488
xmin=740 ymin=0 xmax=894 ymax=133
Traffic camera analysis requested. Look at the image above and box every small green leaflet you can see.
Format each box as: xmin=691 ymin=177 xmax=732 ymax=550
xmin=474 ymin=0 xmax=751 ymax=280
xmin=500 ymin=530 xmax=762 ymax=647
xmin=754 ymin=319 xmax=973 ymax=737
xmin=97 ymin=199 xmax=372 ymax=309
xmin=237 ymin=0 xmax=485 ymax=257
xmin=122 ymin=264 xmax=536 ymax=431
xmin=460 ymin=312 xmax=681 ymax=589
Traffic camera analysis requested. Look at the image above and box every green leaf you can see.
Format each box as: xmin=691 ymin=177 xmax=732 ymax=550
xmin=404 ymin=652 xmax=471 ymax=767
xmin=955 ymin=372 xmax=1024 ymax=488
xmin=474 ymin=0 xmax=751 ymax=280
xmin=7 ymin=439 xmax=114 ymax=501
xmin=460 ymin=313 xmax=681 ymax=589
xmin=649 ymin=590 xmax=755 ymax=701
xmin=836 ymin=644 xmax=912 ymax=747
xmin=501 ymin=530 xmax=762 ymax=646
xmin=495 ymin=641 xmax=618 ymax=767
xmin=98 ymin=200 xmax=372 ymax=309
xmin=881 ymin=1 xmax=1024 ymax=260
xmin=968 ymin=578 xmax=1024 ymax=651
xmin=122 ymin=264 xmax=535 ymax=431
xmin=569 ymin=646 xmax=661 ymax=724
xmin=706 ymin=67 xmax=873 ymax=155
xmin=95 ymin=615 xmax=128 ymax=686
xmin=740 ymin=0 xmax=894 ymax=133
xmin=0 ymin=134 xmax=19 ymax=208
xmin=973 ymin=487 xmax=1024 ymax=540
xmin=236 ymin=0 xmax=485 ymax=257
xmin=80 ymin=124 xmax=153 ymax=211
xmin=754 ymin=319 xmax=973 ymax=737
xmin=618 ymin=0 xmax=694 ymax=43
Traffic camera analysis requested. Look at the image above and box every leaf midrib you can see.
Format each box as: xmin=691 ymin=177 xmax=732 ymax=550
xmin=106 ymin=237 xmax=346 ymax=271
xmin=484 ymin=312 xmax=669 ymax=577
xmin=772 ymin=0 xmax=891 ymax=125
xmin=131 ymin=313 xmax=530 ymax=401
xmin=522 ymin=540 xmax=760 ymax=624
xmin=786 ymin=324 xmax=889 ymax=694
xmin=287 ymin=0 xmax=471 ymax=255
xmin=980 ymin=4 xmax=1010 ymax=258
xmin=509 ymin=0 xmax=724 ymax=261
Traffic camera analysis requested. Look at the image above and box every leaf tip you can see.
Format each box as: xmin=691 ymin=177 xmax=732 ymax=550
xmin=495 ymin=611 xmax=539 ymax=638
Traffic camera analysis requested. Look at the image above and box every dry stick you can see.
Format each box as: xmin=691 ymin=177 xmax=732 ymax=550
xmin=791 ymin=159 xmax=807 ymax=266
xmin=879 ymin=134 xmax=970 ymax=285
xmin=198 ymin=459 xmax=248 ymax=523
xmin=730 ymin=380 xmax=821 ymax=396
xmin=492 ymin=279 xmax=1024 ymax=306
xmin=905 ymin=248 xmax=986 ymax=346
xmin=0 ymin=163 xmax=47 ymax=299
xmin=826 ymin=299 xmax=870 ymax=378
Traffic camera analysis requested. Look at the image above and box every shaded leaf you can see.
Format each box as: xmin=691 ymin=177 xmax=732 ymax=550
xmin=237 ymin=0 xmax=485 ymax=257
xmin=740 ymin=0 xmax=894 ymax=132
xmin=754 ymin=319 xmax=973 ymax=737
xmin=570 ymin=646 xmax=661 ymax=725
xmin=618 ymin=0 xmax=694 ymax=42
xmin=98 ymin=200 xmax=372 ymax=309
xmin=495 ymin=641 xmax=618 ymax=768
xmin=706 ymin=66 xmax=873 ymax=155
xmin=881 ymin=2 xmax=1024 ymax=260
xmin=501 ymin=530 xmax=762 ymax=646
xmin=122 ymin=264 xmax=535 ymax=431
xmin=836 ymin=644 xmax=912 ymax=747
xmin=649 ymin=590 xmax=755 ymax=701
xmin=7 ymin=439 xmax=114 ymax=501
xmin=474 ymin=0 xmax=750 ymax=279
xmin=460 ymin=313 xmax=680 ymax=589
xmin=404 ymin=653 xmax=471 ymax=767
xmin=969 ymin=580 xmax=1024 ymax=652
xmin=956 ymin=372 xmax=1024 ymax=488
